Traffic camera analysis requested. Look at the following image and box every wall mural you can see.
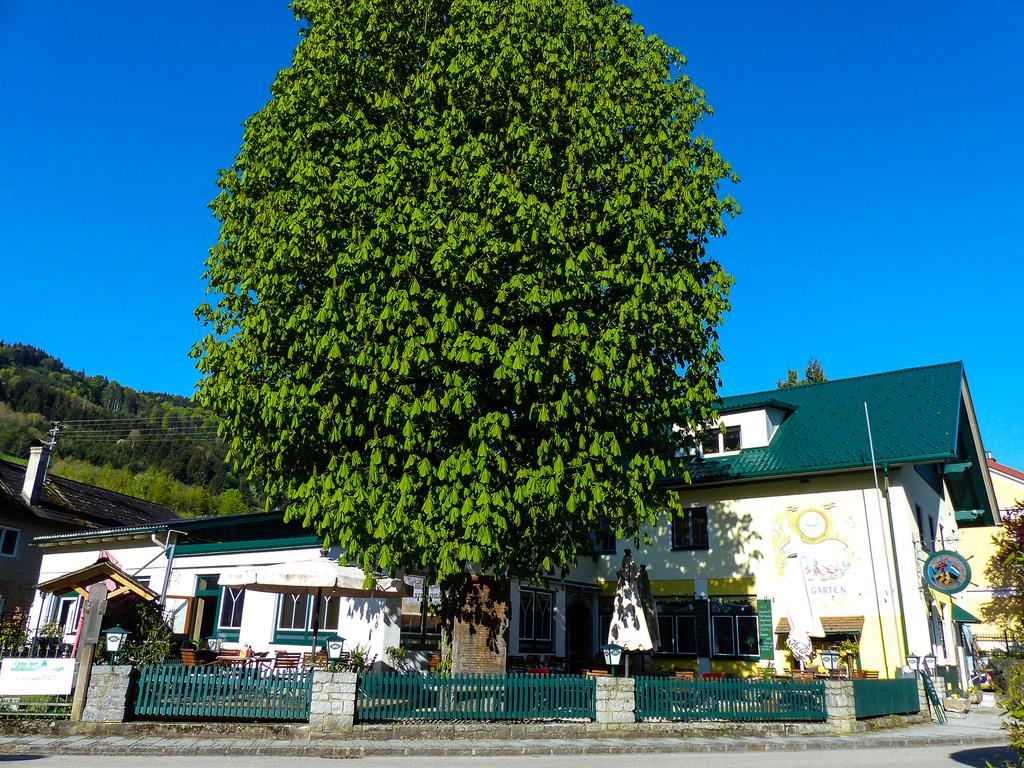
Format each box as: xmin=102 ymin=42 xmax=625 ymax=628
xmin=773 ymin=503 xmax=864 ymax=613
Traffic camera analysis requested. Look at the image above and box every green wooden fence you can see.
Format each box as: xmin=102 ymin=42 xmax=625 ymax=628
xmin=357 ymin=673 xmax=596 ymax=722
xmin=635 ymin=677 xmax=827 ymax=722
xmin=134 ymin=664 xmax=313 ymax=721
xmin=852 ymin=678 xmax=920 ymax=719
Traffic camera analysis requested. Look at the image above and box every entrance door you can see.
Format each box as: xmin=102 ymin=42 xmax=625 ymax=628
xmin=565 ymin=593 xmax=594 ymax=664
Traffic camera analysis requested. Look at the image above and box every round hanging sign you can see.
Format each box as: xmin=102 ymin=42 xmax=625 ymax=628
xmin=923 ymin=550 xmax=971 ymax=595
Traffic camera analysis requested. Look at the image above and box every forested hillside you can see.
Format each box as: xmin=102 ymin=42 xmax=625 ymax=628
xmin=0 ymin=342 xmax=258 ymax=516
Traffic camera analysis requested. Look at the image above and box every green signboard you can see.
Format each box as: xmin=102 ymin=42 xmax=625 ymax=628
xmin=757 ymin=599 xmax=774 ymax=660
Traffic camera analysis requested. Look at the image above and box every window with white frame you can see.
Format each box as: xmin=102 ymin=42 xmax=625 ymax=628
xmin=518 ymin=588 xmax=553 ymax=652
xmin=0 ymin=526 xmax=20 ymax=557
xmin=710 ymin=601 xmax=759 ymax=658
xmin=54 ymin=595 xmax=80 ymax=635
xmin=316 ymin=595 xmax=341 ymax=631
xmin=218 ymin=587 xmax=245 ymax=629
xmin=655 ymin=599 xmax=698 ymax=656
xmin=700 ymin=426 xmax=741 ymax=455
xmin=278 ymin=593 xmax=309 ymax=631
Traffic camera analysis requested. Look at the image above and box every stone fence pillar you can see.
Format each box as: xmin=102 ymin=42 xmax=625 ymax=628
xmin=81 ymin=665 xmax=133 ymax=722
xmin=595 ymin=676 xmax=635 ymax=726
xmin=309 ymin=671 xmax=357 ymax=732
xmin=824 ymin=679 xmax=856 ymax=734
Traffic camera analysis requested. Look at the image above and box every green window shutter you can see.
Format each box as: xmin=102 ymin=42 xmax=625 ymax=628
xmin=694 ymin=599 xmax=710 ymax=657
xmin=757 ymin=599 xmax=774 ymax=660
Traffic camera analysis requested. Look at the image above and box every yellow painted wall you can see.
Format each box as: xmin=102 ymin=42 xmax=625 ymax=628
xmin=603 ymin=468 xmax=962 ymax=678
xmin=956 ymin=462 xmax=1024 ymax=641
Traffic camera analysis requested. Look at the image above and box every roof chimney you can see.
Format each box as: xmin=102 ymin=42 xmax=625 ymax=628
xmin=21 ymin=444 xmax=51 ymax=506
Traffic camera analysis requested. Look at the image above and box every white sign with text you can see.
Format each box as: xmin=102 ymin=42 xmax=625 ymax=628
xmin=0 ymin=657 xmax=75 ymax=696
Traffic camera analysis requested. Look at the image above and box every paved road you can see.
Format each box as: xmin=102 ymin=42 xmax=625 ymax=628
xmin=1 ymin=745 xmax=1017 ymax=767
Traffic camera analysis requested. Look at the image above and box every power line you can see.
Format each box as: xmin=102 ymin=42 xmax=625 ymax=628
xmin=63 ymin=434 xmax=225 ymax=444
xmin=60 ymin=427 xmax=223 ymax=436
xmin=61 ymin=434 xmax=222 ymax=440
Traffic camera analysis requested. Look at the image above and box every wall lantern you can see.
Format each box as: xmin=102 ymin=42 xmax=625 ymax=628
xmin=102 ymin=626 xmax=129 ymax=661
xmin=323 ymin=634 xmax=346 ymax=661
xmin=601 ymin=643 xmax=623 ymax=669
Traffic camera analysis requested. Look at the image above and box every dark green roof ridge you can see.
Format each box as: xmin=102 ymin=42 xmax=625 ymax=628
xmin=676 ymin=361 xmax=967 ymax=486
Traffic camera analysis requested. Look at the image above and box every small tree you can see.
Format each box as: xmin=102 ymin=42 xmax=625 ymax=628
xmin=119 ymin=601 xmax=173 ymax=665
xmin=195 ymin=0 xmax=736 ymax=608
xmin=777 ymin=358 xmax=827 ymax=389
xmin=984 ymin=505 xmax=1024 ymax=760
xmin=984 ymin=507 xmax=1024 ymax=642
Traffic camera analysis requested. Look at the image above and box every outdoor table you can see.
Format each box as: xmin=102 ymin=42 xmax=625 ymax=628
xmin=247 ymin=654 xmax=274 ymax=670
xmin=215 ymin=654 xmax=248 ymax=666
xmin=526 ymin=667 xmax=550 ymax=675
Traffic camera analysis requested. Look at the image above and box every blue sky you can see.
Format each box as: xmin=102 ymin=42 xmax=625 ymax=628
xmin=2 ymin=2 xmax=1022 ymax=466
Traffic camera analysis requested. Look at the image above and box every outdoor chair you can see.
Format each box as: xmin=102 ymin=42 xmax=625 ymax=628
xmin=674 ymin=670 xmax=696 ymax=680
xmin=274 ymin=651 xmax=301 ymax=669
xmin=302 ymin=651 xmax=330 ymax=670
xmin=583 ymin=668 xmax=610 ymax=677
xmin=545 ymin=656 xmax=567 ymax=673
xmin=216 ymin=648 xmax=249 ymax=666
xmin=861 ymin=670 xmax=879 ymax=679
xmin=181 ymin=648 xmax=214 ymax=667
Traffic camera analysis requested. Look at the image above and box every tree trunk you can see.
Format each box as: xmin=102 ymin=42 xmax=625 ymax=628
xmin=440 ymin=574 xmax=509 ymax=674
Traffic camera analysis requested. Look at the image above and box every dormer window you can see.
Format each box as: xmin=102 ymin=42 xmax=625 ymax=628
xmin=701 ymin=426 xmax=741 ymax=455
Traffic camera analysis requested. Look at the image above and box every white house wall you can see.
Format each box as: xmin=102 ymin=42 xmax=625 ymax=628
xmin=30 ymin=541 xmax=401 ymax=663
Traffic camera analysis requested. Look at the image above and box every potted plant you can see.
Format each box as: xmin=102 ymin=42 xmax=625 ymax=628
xmin=837 ymin=640 xmax=860 ymax=676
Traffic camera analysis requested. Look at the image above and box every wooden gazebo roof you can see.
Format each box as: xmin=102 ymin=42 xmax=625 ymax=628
xmin=35 ymin=558 xmax=158 ymax=601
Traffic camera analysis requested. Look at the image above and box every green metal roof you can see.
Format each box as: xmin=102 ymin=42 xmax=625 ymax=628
xmin=677 ymin=362 xmax=966 ymax=485
xmin=34 ymin=524 xmax=170 ymax=546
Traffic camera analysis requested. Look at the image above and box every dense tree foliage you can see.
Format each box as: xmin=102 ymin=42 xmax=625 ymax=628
xmin=984 ymin=506 xmax=1024 ymax=638
xmin=196 ymin=0 xmax=737 ymax=583
xmin=0 ymin=342 xmax=257 ymax=516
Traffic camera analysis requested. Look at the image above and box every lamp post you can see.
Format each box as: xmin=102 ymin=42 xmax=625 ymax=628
xmin=102 ymin=626 xmax=129 ymax=665
xmin=322 ymin=633 xmax=345 ymax=671
xmin=601 ymin=643 xmax=623 ymax=678
xmin=924 ymin=654 xmax=937 ymax=677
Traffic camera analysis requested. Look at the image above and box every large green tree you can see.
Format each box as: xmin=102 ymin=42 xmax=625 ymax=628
xmin=195 ymin=0 xmax=736 ymax=585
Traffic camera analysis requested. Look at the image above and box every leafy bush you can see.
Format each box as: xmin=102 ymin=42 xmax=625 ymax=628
xmin=118 ymin=601 xmax=172 ymax=665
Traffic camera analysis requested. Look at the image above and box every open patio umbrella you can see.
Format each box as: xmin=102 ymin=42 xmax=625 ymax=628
xmin=219 ymin=558 xmax=410 ymax=653
xmin=782 ymin=552 xmax=824 ymax=669
xmin=607 ymin=550 xmax=657 ymax=676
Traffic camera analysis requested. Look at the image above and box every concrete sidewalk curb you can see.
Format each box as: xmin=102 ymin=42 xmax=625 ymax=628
xmin=0 ymin=732 xmax=1008 ymax=758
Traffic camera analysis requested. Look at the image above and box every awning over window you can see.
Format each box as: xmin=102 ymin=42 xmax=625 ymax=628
xmin=775 ymin=616 xmax=864 ymax=635
xmin=952 ymin=604 xmax=982 ymax=624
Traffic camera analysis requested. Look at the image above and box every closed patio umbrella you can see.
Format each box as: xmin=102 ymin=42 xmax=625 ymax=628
xmin=607 ymin=550 xmax=657 ymax=676
xmin=783 ymin=552 xmax=824 ymax=670
xmin=219 ymin=558 xmax=410 ymax=653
